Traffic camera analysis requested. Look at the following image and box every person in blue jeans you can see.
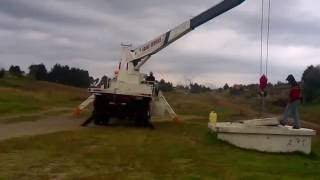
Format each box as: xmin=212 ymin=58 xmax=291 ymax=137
xmin=280 ymin=74 xmax=301 ymax=129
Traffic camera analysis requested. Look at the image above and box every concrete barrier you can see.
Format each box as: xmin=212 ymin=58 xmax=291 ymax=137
xmin=209 ymin=120 xmax=316 ymax=154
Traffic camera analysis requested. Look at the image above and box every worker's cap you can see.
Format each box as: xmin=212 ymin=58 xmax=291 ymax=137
xmin=286 ymin=74 xmax=295 ymax=82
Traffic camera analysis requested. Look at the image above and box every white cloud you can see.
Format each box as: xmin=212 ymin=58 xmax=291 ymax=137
xmin=22 ymin=30 xmax=50 ymax=41
xmin=0 ymin=0 xmax=319 ymax=87
xmin=173 ymin=28 xmax=260 ymax=61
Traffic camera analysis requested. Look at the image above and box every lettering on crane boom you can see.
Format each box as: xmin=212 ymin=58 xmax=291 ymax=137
xmin=141 ymin=37 xmax=162 ymax=52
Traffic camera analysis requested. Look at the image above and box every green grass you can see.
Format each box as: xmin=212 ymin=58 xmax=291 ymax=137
xmin=1 ymin=78 xmax=320 ymax=179
xmin=0 ymin=115 xmax=42 ymax=124
xmin=300 ymin=103 xmax=320 ymax=124
xmin=0 ymin=119 xmax=319 ymax=179
xmin=165 ymin=92 xmax=258 ymax=121
xmin=0 ymin=76 xmax=88 ymax=117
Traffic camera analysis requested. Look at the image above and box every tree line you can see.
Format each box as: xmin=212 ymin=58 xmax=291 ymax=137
xmin=157 ymin=79 xmax=174 ymax=92
xmin=3 ymin=63 xmax=318 ymax=100
xmin=1 ymin=64 xmax=212 ymax=92
xmin=158 ymin=79 xmax=211 ymax=93
xmin=1 ymin=64 xmax=92 ymax=88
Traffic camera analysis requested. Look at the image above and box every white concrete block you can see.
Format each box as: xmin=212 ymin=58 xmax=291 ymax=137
xmin=208 ymin=122 xmax=316 ymax=154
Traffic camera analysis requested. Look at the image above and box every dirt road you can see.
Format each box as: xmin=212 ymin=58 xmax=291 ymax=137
xmin=0 ymin=107 xmax=71 ymax=121
xmin=0 ymin=114 xmax=318 ymax=141
xmin=0 ymin=115 xmax=84 ymax=141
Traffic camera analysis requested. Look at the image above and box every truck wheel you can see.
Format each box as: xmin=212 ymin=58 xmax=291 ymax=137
xmin=102 ymin=116 xmax=110 ymax=126
xmin=94 ymin=115 xmax=102 ymax=125
xmin=134 ymin=114 xmax=142 ymax=127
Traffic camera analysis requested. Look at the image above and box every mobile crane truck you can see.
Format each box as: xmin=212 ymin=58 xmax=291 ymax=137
xmin=77 ymin=0 xmax=246 ymax=127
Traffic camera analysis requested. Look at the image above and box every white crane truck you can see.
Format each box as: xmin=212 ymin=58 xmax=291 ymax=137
xmin=78 ymin=0 xmax=246 ymax=127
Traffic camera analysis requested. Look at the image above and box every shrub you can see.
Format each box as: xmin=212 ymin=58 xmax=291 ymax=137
xmin=0 ymin=68 xmax=5 ymax=78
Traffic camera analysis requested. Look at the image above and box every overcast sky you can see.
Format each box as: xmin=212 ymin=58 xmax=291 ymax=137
xmin=0 ymin=0 xmax=319 ymax=87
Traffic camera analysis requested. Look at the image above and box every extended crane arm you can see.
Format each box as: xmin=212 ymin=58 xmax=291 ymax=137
xmin=130 ymin=0 xmax=245 ymax=69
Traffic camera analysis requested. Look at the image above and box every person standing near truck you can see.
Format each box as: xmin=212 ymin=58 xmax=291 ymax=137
xmin=280 ymin=74 xmax=302 ymax=129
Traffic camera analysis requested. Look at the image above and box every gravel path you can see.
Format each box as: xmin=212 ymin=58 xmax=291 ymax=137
xmin=0 ymin=114 xmax=318 ymax=141
xmin=0 ymin=115 xmax=83 ymax=141
xmin=0 ymin=107 xmax=71 ymax=121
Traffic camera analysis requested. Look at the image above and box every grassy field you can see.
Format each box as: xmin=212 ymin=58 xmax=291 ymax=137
xmin=300 ymin=103 xmax=320 ymax=124
xmin=0 ymin=76 xmax=88 ymax=123
xmin=0 ymin=78 xmax=320 ymax=179
xmin=164 ymin=91 xmax=258 ymax=121
xmin=0 ymin=119 xmax=319 ymax=179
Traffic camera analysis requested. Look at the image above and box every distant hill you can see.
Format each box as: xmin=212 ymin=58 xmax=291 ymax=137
xmin=1 ymin=76 xmax=319 ymax=125
xmin=0 ymin=76 xmax=89 ymax=116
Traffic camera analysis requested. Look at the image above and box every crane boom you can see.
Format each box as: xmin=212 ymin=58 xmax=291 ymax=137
xmin=79 ymin=0 xmax=246 ymax=126
xmin=130 ymin=0 xmax=245 ymax=68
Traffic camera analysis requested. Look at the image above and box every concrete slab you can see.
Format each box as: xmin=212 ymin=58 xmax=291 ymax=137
xmin=212 ymin=122 xmax=316 ymax=136
xmin=209 ymin=122 xmax=316 ymax=154
xmin=240 ymin=117 xmax=279 ymax=126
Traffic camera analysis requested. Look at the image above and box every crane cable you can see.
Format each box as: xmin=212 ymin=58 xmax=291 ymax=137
xmin=259 ymin=0 xmax=271 ymax=117
xmin=266 ymin=0 xmax=271 ymax=77
xmin=260 ymin=0 xmax=271 ymax=76
xmin=260 ymin=0 xmax=264 ymax=76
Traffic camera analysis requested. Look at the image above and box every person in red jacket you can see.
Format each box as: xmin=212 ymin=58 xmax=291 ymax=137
xmin=280 ymin=74 xmax=301 ymax=129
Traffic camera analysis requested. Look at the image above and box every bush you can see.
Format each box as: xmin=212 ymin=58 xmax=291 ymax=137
xmin=158 ymin=79 xmax=173 ymax=92
xmin=9 ymin=65 xmax=23 ymax=77
xmin=189 ymin=83 xmax=211 ymax=94
xmin=48 ymin=64 xmax=91 ymax=88
xmin=0 ymin=68 xmax=5 ymax=78
xmin=302 ymin=65 xmax=320 ymax=102
xmin=29 ymin=64 xmax=48 ymax=80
